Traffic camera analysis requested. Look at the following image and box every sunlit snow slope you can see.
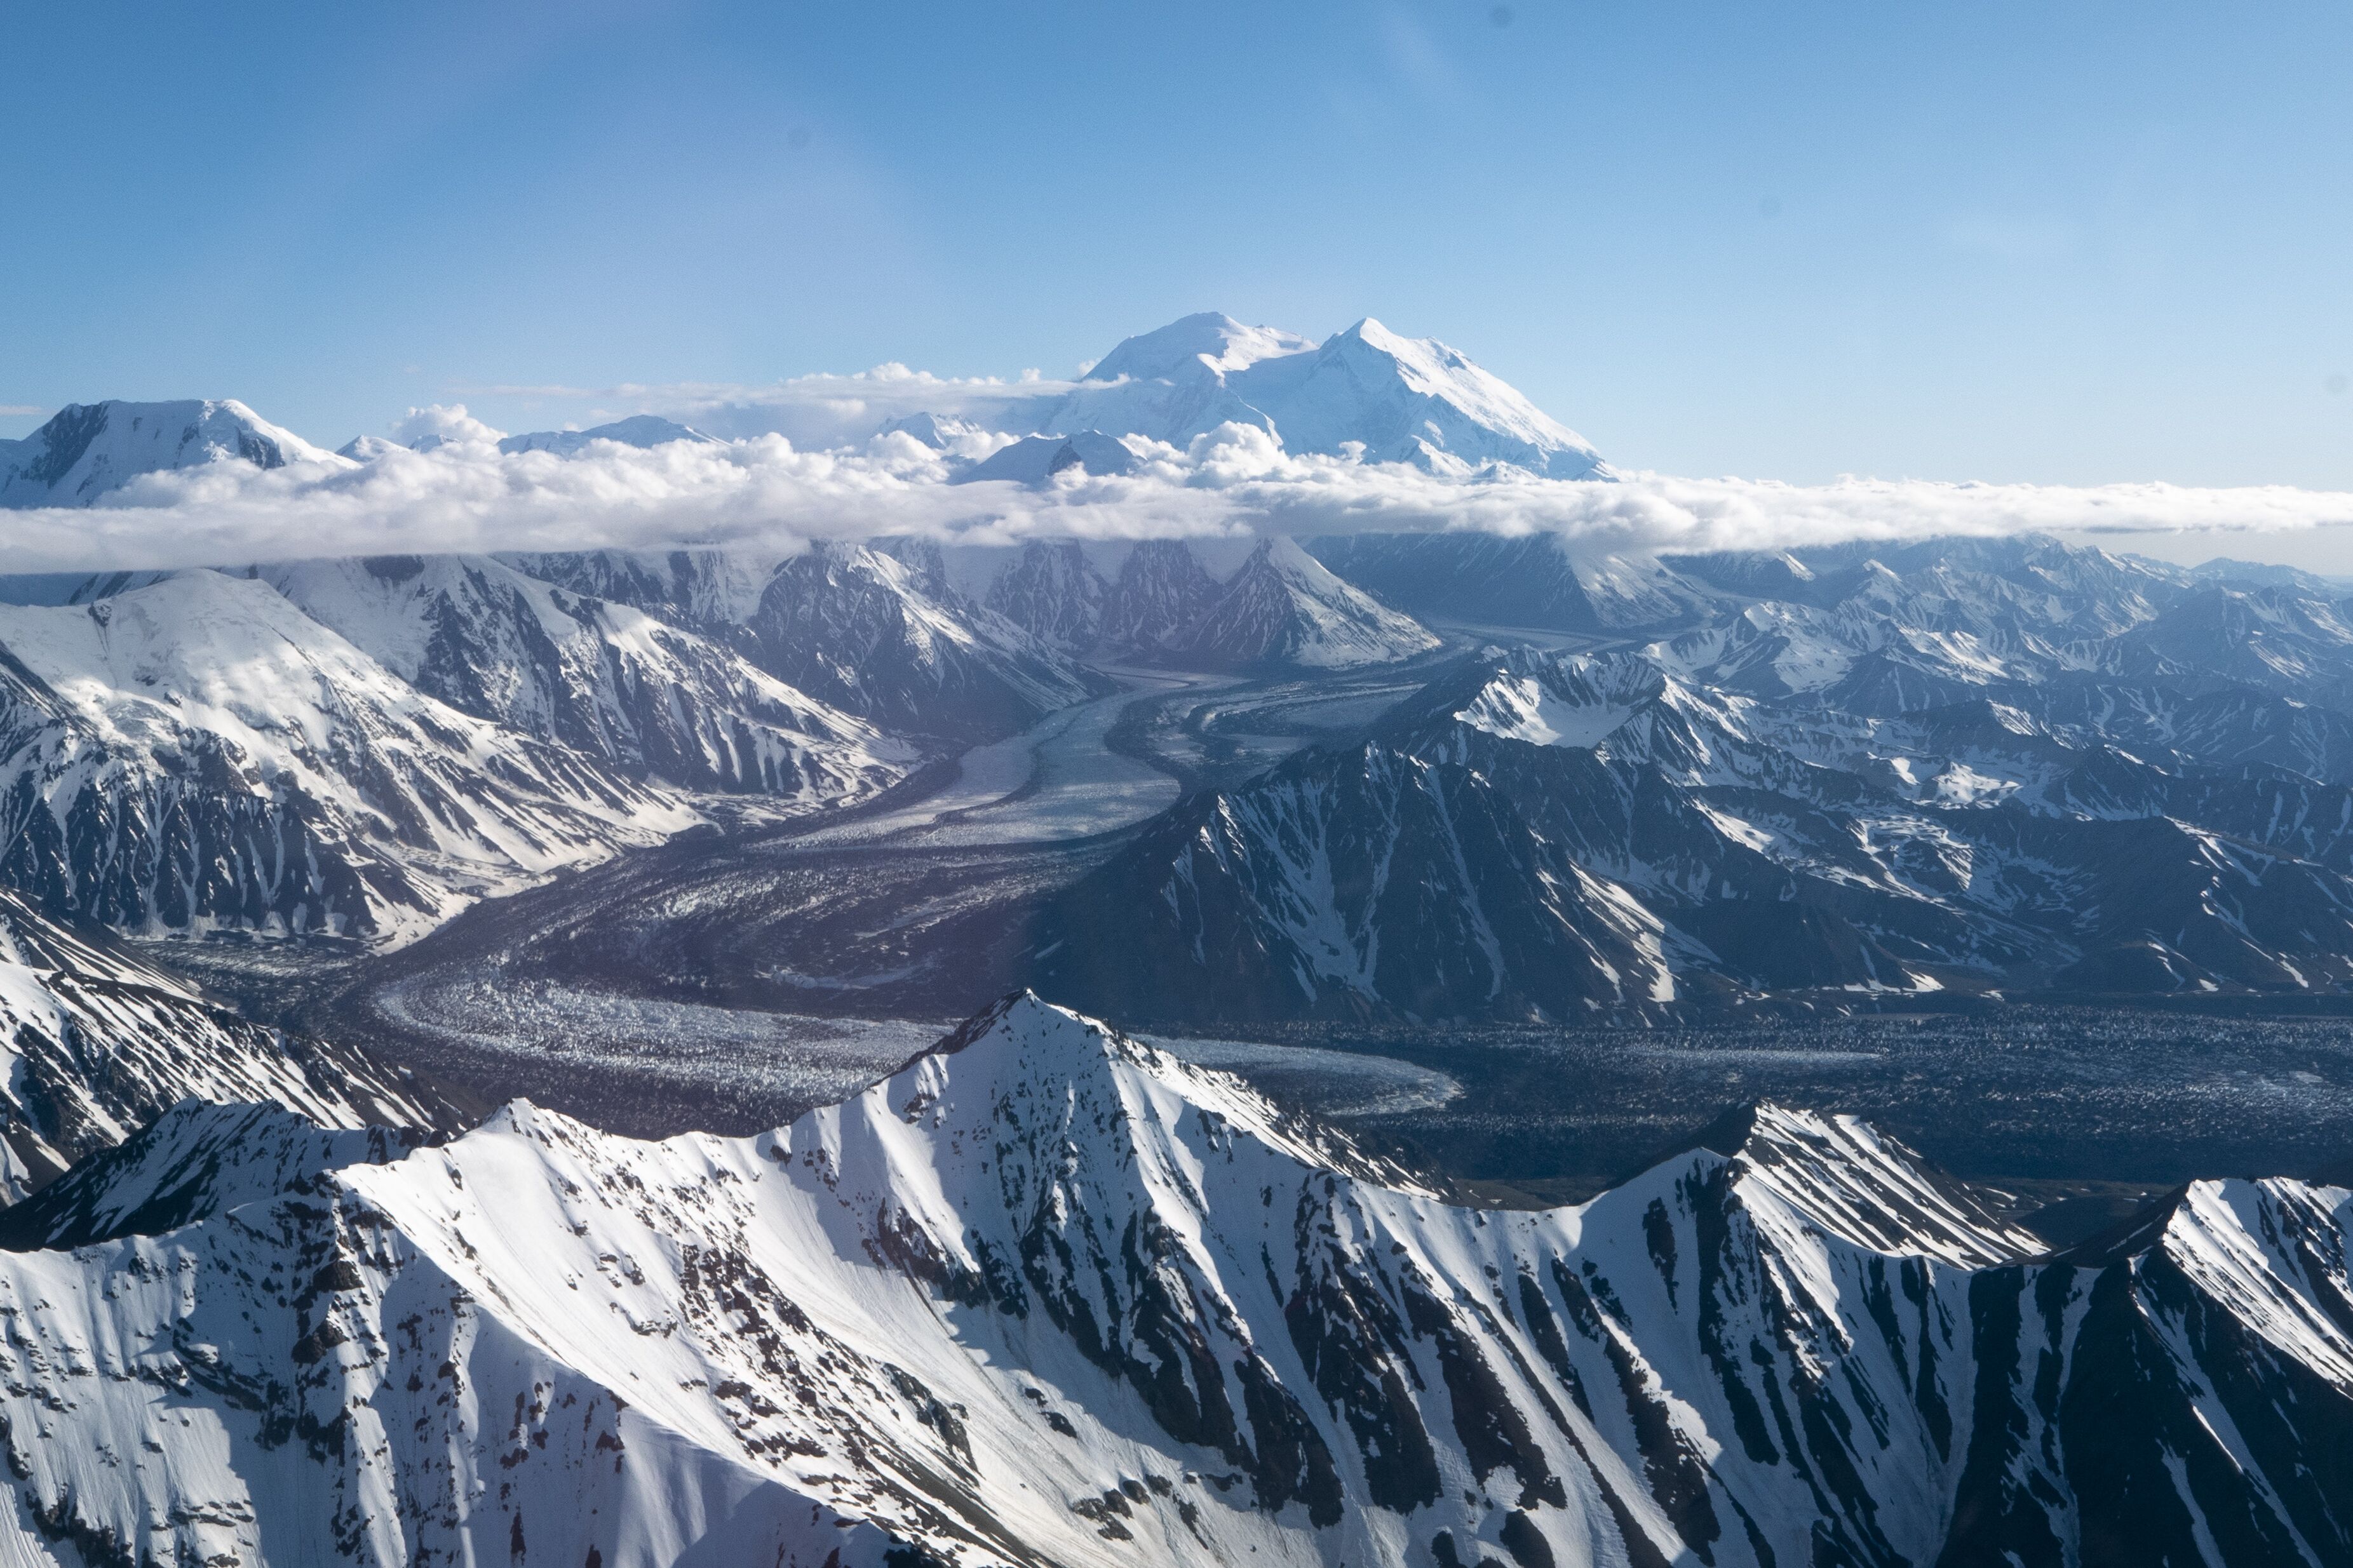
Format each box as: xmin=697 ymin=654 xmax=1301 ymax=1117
xmin=0 ymin=399 xmax=349 ymax=508
xmin=0 ymin=572 xmax=698 ymax=946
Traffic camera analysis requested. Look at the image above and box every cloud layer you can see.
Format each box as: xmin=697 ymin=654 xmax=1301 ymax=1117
xmin=3 ymin=410 xmax=2350 ymax=577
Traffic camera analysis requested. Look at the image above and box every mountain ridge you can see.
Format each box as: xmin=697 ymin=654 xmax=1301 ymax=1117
xmin=0 ymin=994 xmax=2337 ymax=1565
xmin=5 ymin=309 xmax=1611 ymax=509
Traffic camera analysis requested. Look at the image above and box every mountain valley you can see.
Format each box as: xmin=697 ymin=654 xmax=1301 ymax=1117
xmin=8 ymin=314 xmax=2353 ymax=1563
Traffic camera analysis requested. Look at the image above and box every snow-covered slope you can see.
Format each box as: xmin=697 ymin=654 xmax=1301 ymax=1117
xmin=496 ymin=415 xmax=719 ymax=457
xmin=941 ymin=537 xmax=1439 ymax=671
xmin=1052 ymin=312 xmax=1318 ymax=446
xmin=247 ymin=554 xmax=916 ymax=805
xmin=955 ymin=429 xmax=1139 ymax=485
xmin=497 ymin=546 xmax=786 ymax=630
xmin=0 ymin=889 xmax=445 ymax=1198
xmin=1312 ymin=532 xmax=1723 ymax=632
xmin=0 ymin=994 xmax=2339 ymax=1567
xmin=0 ymin=399 xmax=348 ymax=507
xmin=1169 ymin=537 xmax=1441 ymax=671
xmin=877 ymin=411 xmax=989 ymax=450
xmin=516 ymin=543 xmax=1115 ymax=744
xmin=0 ymin=571 xmax=698 ymax=947
xmin=0 ymin=1098 xmax=433 ymax=1249
xmin=980 ymin=540 xmax=1111 ymax=652
xmin=1044 ymin=312 xmax=1609 ymax=478
xmin=334 ymin=433 xmax=407 ymax=462
xmin=742 ymin=544 xmax=1117 ymax=740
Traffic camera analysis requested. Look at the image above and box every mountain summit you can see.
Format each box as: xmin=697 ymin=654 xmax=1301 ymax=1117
xmin=1045 ymin=311 xmax=1609 ymax=478
xmin=0 ymin=399 xmax=347 ymax=507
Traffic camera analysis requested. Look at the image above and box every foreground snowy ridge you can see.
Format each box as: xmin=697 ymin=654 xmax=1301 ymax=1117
xmin=0 ymin=993 xmax=2342 ymax=1566
xmin=0 ymin=888 xmax=447 ymax=1196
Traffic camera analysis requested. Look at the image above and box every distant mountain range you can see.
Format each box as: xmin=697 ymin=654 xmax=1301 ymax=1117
xmin=10 ymin=319 xmax=2353 ymax=1011
xmin=0 ymin=311 xmax=1608 ymax=511
xmin=0 ymin=993 xmax=2341 ymax=1568
xmin=1034 ymin=532 xmax=2353 ymax=1016
xmin=15 ymin=525 xmax=2353 ymax=1008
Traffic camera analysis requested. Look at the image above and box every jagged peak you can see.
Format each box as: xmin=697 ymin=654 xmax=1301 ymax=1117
xmin=1246 ymin=532 xmax=1330 ymax=577
xmin=853 ymin=992 xmax=1436 ymax=1195
xmin=918 ymin=988 xmax=1129 ymax=1064
xmin=1624 ymin=1099 xmax=2044 ymax=1268
xmin=0 ymin=1097 xmax=431 ymax=1252
xmin=1083 ymin=312 xmax=1314 ymax=384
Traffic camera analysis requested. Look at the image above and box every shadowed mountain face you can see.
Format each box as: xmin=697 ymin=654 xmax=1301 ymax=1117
xmin=0 ymin=995 xmax=2339 ymax=1568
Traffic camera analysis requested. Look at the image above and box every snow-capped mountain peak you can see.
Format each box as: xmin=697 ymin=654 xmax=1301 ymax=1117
xmin=0 ymin=398 xmax=351 ymax=508
xmin=334 ymin=432 xmax=407 ymax=462
xmin=1342 ymin=317 xmax=1595 ymax=443
xmin=1716 ymin=1101 xmax=2043 ymax=1266
xmin=877 ymin=410 xmax=987 ymax=450
xmin=955 ymin=429 xmax=1141 ymax=485
xmin=1261 ymin=319 xmax=1608 ymax=478
xmin=1082 ymin=311 xmax=1318 ymax=384
xmin=1039 ymin=312 xmax=1610 ymax=478
xmin=1170 ymin=535 xmax=1441 ymax=670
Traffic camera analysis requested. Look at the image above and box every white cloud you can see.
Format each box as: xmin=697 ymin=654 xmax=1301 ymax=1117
xmin=0 ymin=420 xmax=2348 ymax=577
xmin=390 ymin=403 xmax=506 ymax=448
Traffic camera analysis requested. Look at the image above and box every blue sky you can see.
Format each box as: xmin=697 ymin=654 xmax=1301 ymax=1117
xmin=5 ymin=1 xmax=2350 ymax=488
